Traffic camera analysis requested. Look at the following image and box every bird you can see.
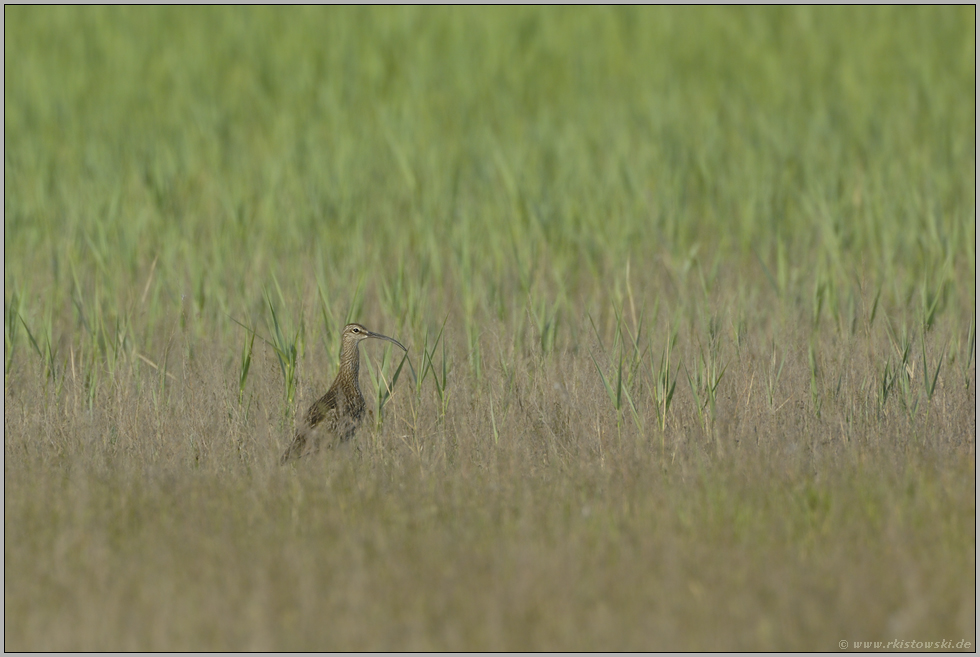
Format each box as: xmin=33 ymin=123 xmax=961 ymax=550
xmin=280 ymin=322 xmax=407 ymax=464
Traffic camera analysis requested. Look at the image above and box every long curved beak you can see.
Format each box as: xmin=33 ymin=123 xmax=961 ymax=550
xmin=367 ymin=330 xmax=408 ymax=352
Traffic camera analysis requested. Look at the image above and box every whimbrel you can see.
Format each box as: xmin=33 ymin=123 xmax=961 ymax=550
xmin=280 ymin=323 xmax=407 ymax=464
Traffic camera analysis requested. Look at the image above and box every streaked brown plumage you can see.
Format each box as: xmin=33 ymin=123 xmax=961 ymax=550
xmin=280 ymin=323 xmax=407 ymax=464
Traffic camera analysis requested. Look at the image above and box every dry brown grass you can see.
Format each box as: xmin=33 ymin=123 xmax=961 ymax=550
xmin=4 ymin=294 xmax=975 ymax=651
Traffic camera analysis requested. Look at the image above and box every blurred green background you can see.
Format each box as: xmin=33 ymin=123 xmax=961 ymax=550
xmin=5 ymin=6 xmax=975 ymax=345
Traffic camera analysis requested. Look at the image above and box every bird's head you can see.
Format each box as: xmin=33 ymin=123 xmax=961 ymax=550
xmin=342 ymin=323 xmax=407 ymax=352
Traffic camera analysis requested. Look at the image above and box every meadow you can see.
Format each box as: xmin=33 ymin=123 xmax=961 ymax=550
xmin=4 ymin=6 xmax=976 ymax=650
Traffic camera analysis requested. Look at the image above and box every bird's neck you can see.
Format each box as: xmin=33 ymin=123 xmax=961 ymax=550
xmin=340 ymin=344 xmax=360 ymax=385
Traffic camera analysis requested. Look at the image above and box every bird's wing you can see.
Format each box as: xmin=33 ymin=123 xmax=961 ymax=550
xmin=280 ymin=388 xmax=341 ymax=464
xmin=280 ymin=428 xmax=309 ymax=464
xmin=305 ymin=387 xmax=339 ymax=429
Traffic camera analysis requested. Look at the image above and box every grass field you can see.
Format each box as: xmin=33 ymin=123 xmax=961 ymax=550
xmin=4 ymin=6 xmax=976 ymax=650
